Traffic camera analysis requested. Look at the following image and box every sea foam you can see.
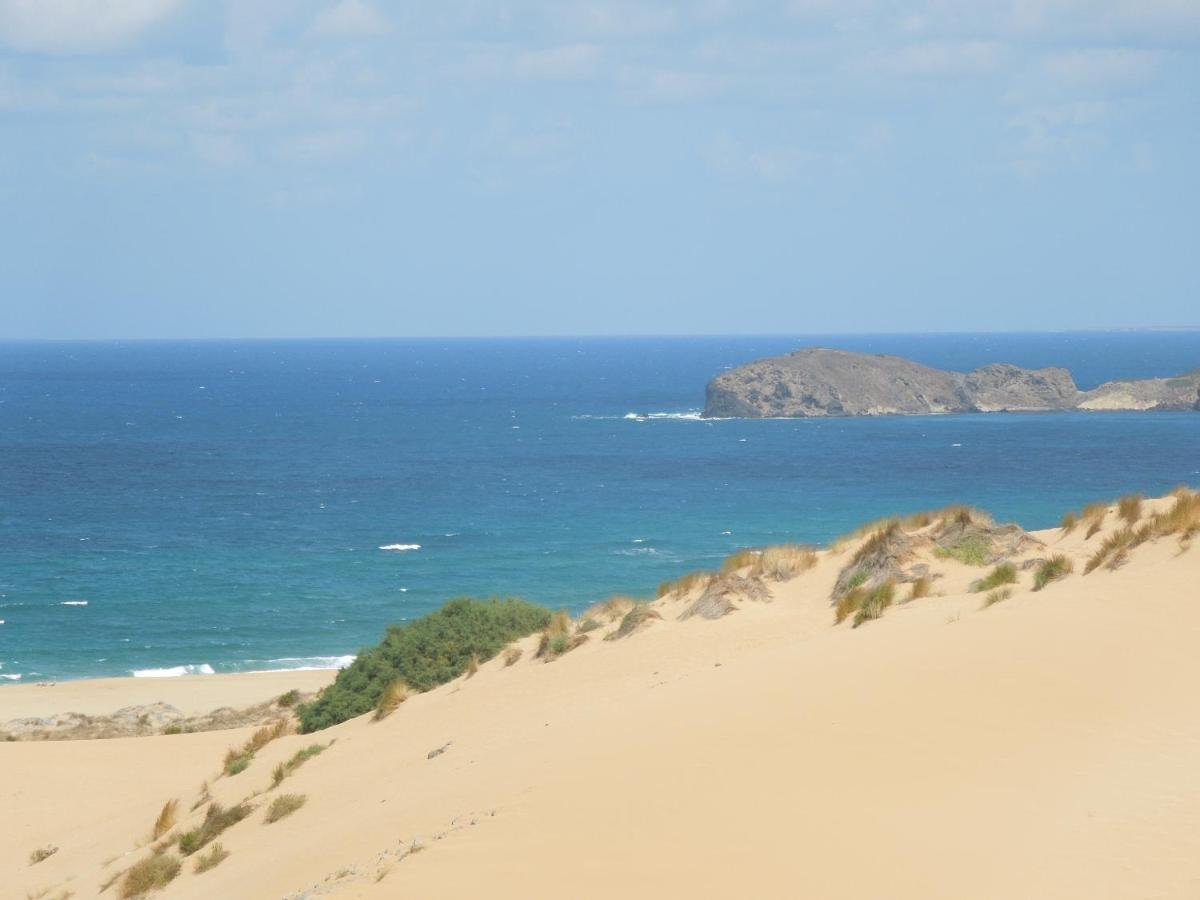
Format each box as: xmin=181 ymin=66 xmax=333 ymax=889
xmin=379 ymin=543 xmax=421 ymax=552
xmin=131 ymin=663 xmax=216 ymax=678
xmin=242 ymin=655 xmax=355 ymax=673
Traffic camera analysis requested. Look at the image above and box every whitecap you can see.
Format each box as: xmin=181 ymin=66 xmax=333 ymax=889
xmin=241 ymin=655 xmax=355 ymax=674
xmin=0 ymin=673 xmax=20 ymax=681
xmin=131 ymin=663 xmax=215 ymax=678
xmin=379 ymin=543 xmax=421 ymax=552
xmin=61 ymin=600 xmax=88 ymax=607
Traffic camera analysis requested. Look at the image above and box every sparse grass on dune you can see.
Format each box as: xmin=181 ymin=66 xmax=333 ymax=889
xmin=119 ymin=854 xmax=181 ymax=899
xmin=1033 ymin=554 xmax=1074 ymax=591
xmin=465 ymin=653 xmax=481 ymax=678
xmin=1060 ymin=511 xmax=1078 ymax=533
xmin=982 ymin=587 xmax=1013 ymax=608
xmin=224 ymin=719 xmax=291 ymax=776
xmin=1085 ymin=527 xmax=1138 ymax=574
xmin=753 ymin=543 xmax=817 ymax=581
xmin=373 ymin=679 xmax=411 ymax=721
xmin=536 ymin=611 xmax=574 ymax=659
xmin=502 ymin=646 xmax=523 ymax=666
xmin=28 ymin=846 xmax=58 ymax=865
xmin=934 ymin=535 xmax=990 ymax=566
xmin=1118 ymin=493 xmax=1144 ymax=524
xmin=276 ymin=689 xmax=300 ymax=708
xmin=194 ymin=843 xmax=229 ymax=874
xmin=580 ymin=596 xmax=636 ymax=630
xmin=151 ymin=798 xmax=178 ymax=840
xmin=851 ymin=582 xmax=895 ymax=628
xmin=1147 ymin=488 xmax=1200 ymax=545
xmin=178 ymin=802 xmax=253 ymax=856
xmin=607 ymin=603 xmax=662 ymax=640
xmin=272 ymin=743 xmax=329 ymax=788
xmin=972 ymin=562 xmax=1018 ymax=593
xmin=656 ymin=570 xmax=713 ymax=599
xmin=907 ymin=576 xmax=933 ymax=601
xmin=851 ymin=520 xmax=903 ymax=566
xmin=721 ymin=548 xmax=761 ymax=574
xmin=264 ymin=793 xmax=306 ymax=825
xmin=1083 ymin=502 xmax=1108 ymax=538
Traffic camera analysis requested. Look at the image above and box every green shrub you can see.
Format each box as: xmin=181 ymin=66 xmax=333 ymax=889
xmin=297 ymin=597 xmax=550 ymax=732
xmin=971 ymin=562 xmax=1017 ymax=593
xmin=934 ymin=535 xmax=990 ymax=566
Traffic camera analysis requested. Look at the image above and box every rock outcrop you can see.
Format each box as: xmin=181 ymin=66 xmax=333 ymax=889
xmin=703 ymin=348 xmax=1200 ymax=418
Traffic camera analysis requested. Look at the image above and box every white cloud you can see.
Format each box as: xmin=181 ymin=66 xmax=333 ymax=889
xmin=874 ymin=41 xmax=1003 ymax=76
xmin=1044 ymin=48 xmax=1159 ymax=86
xmin=310 ymin=0 xmax=391 ymax=40
xmin=0 ymin=0 xmax=182 ymax=54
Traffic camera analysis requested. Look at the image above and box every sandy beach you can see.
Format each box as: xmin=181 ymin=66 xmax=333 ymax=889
xmin=7 ymin=495 xmax=1200 ymax=899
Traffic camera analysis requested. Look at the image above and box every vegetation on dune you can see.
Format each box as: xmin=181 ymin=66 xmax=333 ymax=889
xmin=607 ymin=602 xmax=662 ymax=640
xmin=373 ymin=679 xmax=411 ymax=721
xmin=120 ymin=854 xmax=181 ymax=899
xmin=536 ymin=610 xmax=581 ymax=660
xmin=1082 ymin=502 xmax=1108 ymax=538
xmin=1117 ymin=493 xmax=1144 ymax=525
xmin=502 ymin=646 xmax=523 ymax=667
xmin=934 ymin=535 xmax=990 ymax=566
xmin=272 ymin=743 xmax=329 ymax=788
xmin=276 ymin=689 xmax=300 ymax=708
xmin=1059 ymin=511 xmax=1078 ymax=533
xmin=656 ymin=570 xmax=713 ymax=599
xmin=907 ymin=576 xmax=933 ymax=601
xmin=982 ymin=587 xmax=1013 ymax=608
xmin=297 ymin=597 xmax=551 ymax=732
xmin=178 ymin=802 xmax=253 ymax=856
xmin=972 ymin=562 xmax=1018 ymax=593
xmin=1033 ymin=554 xmax=1074 ymax=591
xmin=223 ymin=719 xmax=290 ymax=776
xmin=754 ymin=544 xmax=818 ymax=581
xmin=194 ymin=842 xmax=229 ymax=874
xmin=264 ymin=793 xmax=306 ymax=824
xmin=851 ymin=581 xmax=895 ymax=627
xmin=29 ymin=845 xmax=58 ymax=865
xmin=720 ymin=548 xmax=761 ymax=574
xmin=151 ymin=799 xmax=179 ymax=841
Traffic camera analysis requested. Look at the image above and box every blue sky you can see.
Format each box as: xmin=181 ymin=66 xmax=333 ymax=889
xmin=1 ymin=0 xmax=1197 ymax=339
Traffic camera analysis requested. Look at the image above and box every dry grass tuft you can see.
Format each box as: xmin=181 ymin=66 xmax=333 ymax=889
xmin=720 ymin=548 xmax=761 ymax=574
xmin=982 ymin=587 xmax=1014 ymax=608
xmin=1033 ymin=554 xmax=1074 ymax=591
xmin=374 ymin=679 xmax=411 ymax=721
xmin=656 ymin=570 xmax=714 ymax=599
xmin=1085 ymin=527 xmax=1138 ymax=574
xmin=852 ymin=582 xmax=895 ymax=628
xmin=223 ymin=718 xmax=291 ymax=776
xmin=1146 ymin=488 xmax=1200 ymax=545
xmin=194 ymin=843 xmax=229 ymax=874
xmin=151 ymin=799 xmax=179 ymax=840
xmin=465 ymin=653 xmax=481 ymax=678
xmin=1117 ymin=493 xmax=1144 ymax=524
xmin=971 ymin=562 xmax=1018 ymax=593
xmin=28 ymin=846 xmax=58 ymax=866
xmin=276 ymin=689 xmax=301 ymax=708
xmin=264 ymin=793 xmax=306 ymax=824
xmin=191 ymin=781 xmax=211 ymax=812
xmin=753 ymin=544 xmax=817 ymax=581
xmin=502 ymin=646 xmax=523 ymax=667
xmin=178 ymin=802 xmax=253 ymax=856
xmin=536 ymin=611 xmax=574 ymax=659
xmin=908 ymin=576 xmax=934 ymax=601
xmin=1059 ymin=511 xmax=1078 ymax=533
xmin=119 ymin=854 xmax=181 ymax=899
xmin=607 ymin=603 xmax=663 ymax=640
xmin=271 ymin=743 xmax=328 ymax=788
xmin=1082 ymin=502 xmax=1108 ymax=538
xmin=581 ymin=596 xmax=636 ymax=623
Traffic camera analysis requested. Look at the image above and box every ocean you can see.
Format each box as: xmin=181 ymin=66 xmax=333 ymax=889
xmin=2 ymin=332 xmax=1199 ymax=683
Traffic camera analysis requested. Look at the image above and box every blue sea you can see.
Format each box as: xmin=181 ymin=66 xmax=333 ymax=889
xmin=3 ymin=333 xmax=1199 ymax=684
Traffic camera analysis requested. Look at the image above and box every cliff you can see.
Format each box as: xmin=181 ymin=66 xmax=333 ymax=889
xmin=703 ymin=348 xmax=1199 ymax=418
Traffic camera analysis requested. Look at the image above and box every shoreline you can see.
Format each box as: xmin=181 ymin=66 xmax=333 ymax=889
xmin=0 ymin=668 xmax=337 ymax=720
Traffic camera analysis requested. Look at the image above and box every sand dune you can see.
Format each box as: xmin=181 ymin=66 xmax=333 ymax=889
xmin=7 ymin=495 xmax=1200 ymax=899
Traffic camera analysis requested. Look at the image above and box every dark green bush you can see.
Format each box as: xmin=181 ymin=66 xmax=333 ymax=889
xmin=297 ymin=597 xmax=550 ymax=732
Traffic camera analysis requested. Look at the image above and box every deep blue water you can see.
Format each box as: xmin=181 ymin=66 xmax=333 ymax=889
xmin=2 ymin=333 xmax=1199 ymax=682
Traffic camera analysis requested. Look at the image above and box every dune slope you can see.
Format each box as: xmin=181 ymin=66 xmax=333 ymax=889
xmin=8 ymin=496 xmax=1200 ymax=900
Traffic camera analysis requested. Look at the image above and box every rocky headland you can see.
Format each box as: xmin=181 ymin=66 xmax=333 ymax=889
xmin=703 ymin=347 xmax=1200 ymax=418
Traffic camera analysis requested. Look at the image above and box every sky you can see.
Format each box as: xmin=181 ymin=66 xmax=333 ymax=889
xmin=0 ymin=0 xmax=1197 ymax=339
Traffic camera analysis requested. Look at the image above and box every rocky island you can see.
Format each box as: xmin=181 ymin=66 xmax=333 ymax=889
xmin=703 ymin=348 xmax=1200 ymax=418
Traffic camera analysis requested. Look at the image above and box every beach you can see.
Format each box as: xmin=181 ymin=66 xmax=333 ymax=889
xmin=7 ymin=495 xmax=1200 ymax=898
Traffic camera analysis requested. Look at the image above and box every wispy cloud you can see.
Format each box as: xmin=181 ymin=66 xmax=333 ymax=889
xmin=0 ymin=0 xmax=183 ymax=54
xmin=310 ymin=0 xmax=392 ymax=40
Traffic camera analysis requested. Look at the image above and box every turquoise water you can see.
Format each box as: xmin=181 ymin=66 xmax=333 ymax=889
xmin=2 ymin=333 xmax=1199 ymax=682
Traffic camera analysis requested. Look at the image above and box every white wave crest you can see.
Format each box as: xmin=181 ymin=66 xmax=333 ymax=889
xmin=379 ymin=543 xmax=421 ymax=552
xmin=131 ymin=663 xmax=216 ymax=678
xmin=61 ymin=600 xmax=88 ymax=607
xmin=0 ymin=673 xmax=20 ymax=681
xmin=242 ymin=655 xmax=355 ymax=674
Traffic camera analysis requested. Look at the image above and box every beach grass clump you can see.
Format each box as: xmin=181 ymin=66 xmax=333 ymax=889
xmin=1059 ymin=511 xmax=1078 ymax=533
xmin=29 ymin=846 xmax=58 ymax=866
xmin=852 ymin=582 xmax=895 ymax=628
xmin=297 ymin=596 xmax=551 ymax=732
xmin=120 ymin=854 xmax=181 ymax=899
xmin=971 ymin=562 xmax=1018 ymax=593
xmin=1033 ymin=554 xmax=1074 ymax=591
xmin=606 ymin=603 xmax=662 ymax=640
xmin=721 ymin=548 xmax=761 ymax=574
xmin=373 ymin=679 xmax=411 ymax=721
xmin=907 ymin=576 xmax=933 ymax=601
xmin=934 ymin=535 xmax=990 ymax=566
xmin=582 ymin=595 xmax=636 ymax=623
xmin=223 ymin=748 xmax=253 ymax=777
xmin=754 ymin=544 xmax=817 ymax=581
xmin=223 ymin=719 xmax=290 ymax=776
xmin=272 ymin=743 xmax=329 ymax=788
xmin=536 ymin=611 xmax=574 ymax=659
xmin=194 ymin=842 xmax=229 ymax=874
xmin=502 ymin=646 xmax=523 ymax=667
xmin=465 ymin=653 xmax=481 ymax=678
xmin=834 ymin=588 xmax=864 ymax=624
xmin=151 ymin=799 xmax=179 ymax=840
xmin=1117 ymin=493 xmax=1144 ymax=525
xmin=1085 ymin=527 xmax=1138 ymax=574
xmin=276 ymin=689 xmax=301 ymax=708
xmin=177 ymin=802 xmax=253 ymax=856
xmin=657 ymin=570 xmax=713 ymax=599
xmin=1147 ymin=488 xmax=1200 ymax=544
xmin=264 ymin=793 xmax=306 ymax=825
xmin=1082 ymin=502 xmax=1108 ymax=538
xmin=982 ymin=587 xmax=1014 ymax=608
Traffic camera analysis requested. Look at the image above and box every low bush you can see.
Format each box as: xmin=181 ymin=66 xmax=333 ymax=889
xmin=120 ymin=854 xmax=181 ymax=898
xmin=297 ymin=597 xmax=551 ymax=732
xmin=264 ymin=794 xmax=306 ymax=824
